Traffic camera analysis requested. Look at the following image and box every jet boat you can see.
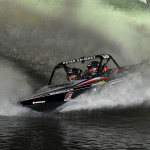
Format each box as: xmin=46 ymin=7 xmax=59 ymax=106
xmin=19 ymin=54 xmax=149 ymax=111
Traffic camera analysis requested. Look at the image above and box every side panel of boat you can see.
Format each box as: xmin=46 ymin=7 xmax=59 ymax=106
xmin=20 ymin=92 xmax=68 ymax=111
xmin=25 ymin=101 xmax=66 ymax=112
xmin=20 ymin=88 xmax=88 ymax=111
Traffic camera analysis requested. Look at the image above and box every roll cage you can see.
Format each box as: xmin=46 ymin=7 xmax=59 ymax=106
xmin=48 ymin=54 xmax=122 ymax=85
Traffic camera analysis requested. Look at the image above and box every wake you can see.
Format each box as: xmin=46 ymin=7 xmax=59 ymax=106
xmin=60 ymin=72 xmax=150 ymax=112
xmin=0 ymin=59 xmax=33 ymax=116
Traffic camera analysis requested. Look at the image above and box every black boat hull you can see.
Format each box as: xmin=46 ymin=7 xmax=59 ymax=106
xmin=20 ymin=88 xmax=88 ymax=111
xmin=25 ymin=101 xmax=66 ymax=112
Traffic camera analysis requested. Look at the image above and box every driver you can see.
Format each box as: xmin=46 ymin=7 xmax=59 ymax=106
xmin=84 ymin=61 xmax=99 ymax=79
xmin=67 ymin=68 xmax=83 ymax=81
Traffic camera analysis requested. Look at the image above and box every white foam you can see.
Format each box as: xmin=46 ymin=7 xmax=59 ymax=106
xmin=60 ymin=73 xmax=150 ymax=112
xmin=0 ymin=61 xmax=33 ymax=116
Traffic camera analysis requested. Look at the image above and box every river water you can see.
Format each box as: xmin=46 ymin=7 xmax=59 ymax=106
xmin=1 ymin=0 xmax=150 ymax=149
xmin=1 ymin=108 xmax=150 ymax=150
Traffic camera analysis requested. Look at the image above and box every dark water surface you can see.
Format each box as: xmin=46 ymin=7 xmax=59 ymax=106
xmin=1 ymin=108 xmax=150 ymax=150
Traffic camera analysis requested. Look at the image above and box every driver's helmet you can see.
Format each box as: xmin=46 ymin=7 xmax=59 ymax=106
xmin=87 ymin=61 xmax=99 ymax=75
xmin=67 ymin=68 xmax=82 ymax=81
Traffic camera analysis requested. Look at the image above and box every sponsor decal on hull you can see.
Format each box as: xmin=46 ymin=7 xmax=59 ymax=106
xmin=91 ymin=88 xmax=97 ymax=94
xmin=33 ymin=101 xmax=45 ymax=104
xmin=64 ymin=92 xmax=73 ymax=101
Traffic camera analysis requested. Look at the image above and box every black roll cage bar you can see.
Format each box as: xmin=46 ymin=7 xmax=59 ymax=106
xmin=48 ymin=54 xmax=122 ymax=85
